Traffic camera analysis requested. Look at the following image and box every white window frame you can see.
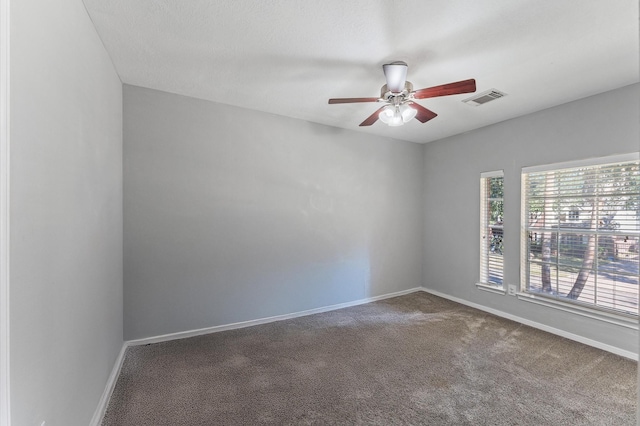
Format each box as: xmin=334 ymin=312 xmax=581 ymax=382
xmin=519 ymin=153 xmax=639 ymax=329
xmin=477 ymin=170 xmax=506 ymax=294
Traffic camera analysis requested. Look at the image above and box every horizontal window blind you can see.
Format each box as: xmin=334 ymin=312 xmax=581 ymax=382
xmin=522 ymin=155 xmax=639 ymax=316
xmin=480 ymin=171 xmax=504 ymax=286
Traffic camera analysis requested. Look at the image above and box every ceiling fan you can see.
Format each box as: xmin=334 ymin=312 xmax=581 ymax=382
xmin=328 ymin=61 xmax=476 ymax=127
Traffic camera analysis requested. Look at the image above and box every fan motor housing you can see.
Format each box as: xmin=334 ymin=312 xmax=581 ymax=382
xmin=380 ymin=81 xmax=413 ymax=101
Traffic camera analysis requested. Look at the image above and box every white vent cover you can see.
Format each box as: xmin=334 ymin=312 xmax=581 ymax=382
xmin=463 ymin=89 xmax=507 ymax=106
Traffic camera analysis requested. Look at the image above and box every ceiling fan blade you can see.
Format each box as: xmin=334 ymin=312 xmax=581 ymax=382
xmin=328 ymin=97 xmax=379 ymax=104
xmin=413 ymin=79 xmax=476 ymax=99
xmin=382 ymin=61 xmax=408 ymax=93
xmin=359 ymin=106 xmax=386 ymax=126
xmin=409 ymin=102 xmax=438 ymax=123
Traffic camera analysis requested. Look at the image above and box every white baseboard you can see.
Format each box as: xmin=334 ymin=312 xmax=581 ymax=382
xmin=90 ymin=343 xmax=128 ymax=426
xmin=127 ymin=287 xmax=423 ymax=346
xmin=420 ymin=287 xmax=637 ymax=360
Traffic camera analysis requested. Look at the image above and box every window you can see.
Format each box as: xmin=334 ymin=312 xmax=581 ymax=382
xmin=479 ymin=171 xmax=504 ymax=290
xmin=521 ymin=154 xmax=639 ymax=317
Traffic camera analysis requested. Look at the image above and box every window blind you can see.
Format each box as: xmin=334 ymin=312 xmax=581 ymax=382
xmin=522 ymin=155 xmax=639 ymax=316
xmin=480 ymin=171 xmax=504 ymax=286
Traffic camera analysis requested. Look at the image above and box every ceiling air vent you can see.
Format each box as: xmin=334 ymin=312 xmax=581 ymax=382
xmin=463 ymin=89 xmax=507 ymax=106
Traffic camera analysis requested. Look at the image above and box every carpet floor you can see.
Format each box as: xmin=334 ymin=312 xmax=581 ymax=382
xmin=102 ymin=292 xmax=637 ymax=425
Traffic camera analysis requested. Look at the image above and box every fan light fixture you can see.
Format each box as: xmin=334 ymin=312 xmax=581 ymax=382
xmin=379 ymin=103 xmax=417 ymax=126
xmin=328 ymin=61 xmax=477 ymax=127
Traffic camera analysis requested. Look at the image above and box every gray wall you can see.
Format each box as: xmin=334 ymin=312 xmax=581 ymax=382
xmin=10 ymin=0 xmax=123 ymax=424
xmin=423 ymin=84 xmax=639 ymax=354
xmin=123 ymin=85 xmax=424 ymax=340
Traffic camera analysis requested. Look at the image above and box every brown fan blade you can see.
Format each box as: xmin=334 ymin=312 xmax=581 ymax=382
xmin=359 ymin=106 xmax=386 ymax=126
xmin=409 ymin=102 xmax=438 ymax=123
xmin=413 ymin=79 xmax=476 ymax=99
xmin=328 ymin=97 xmax=379 ymax=104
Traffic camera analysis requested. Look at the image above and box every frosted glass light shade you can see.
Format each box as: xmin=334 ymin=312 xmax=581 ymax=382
xmin=379 ymin=105 xmax=404 ymax=126
xmin=400 ymin=104 xmax=417 ymax=122
xmin=379 ymin=106 xmax=394 ymax=124
xmin=379 ymin=103 xmax=415 ymax=126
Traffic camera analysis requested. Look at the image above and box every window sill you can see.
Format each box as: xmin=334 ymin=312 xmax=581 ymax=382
xmin=516 ymin=292 xmax=638 ymax=330
xmin=476 ymin=283 xmax=506 ymax=295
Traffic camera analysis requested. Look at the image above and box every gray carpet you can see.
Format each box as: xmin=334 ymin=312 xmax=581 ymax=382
xmin=102 ymin=292 xmax=637 ymax=425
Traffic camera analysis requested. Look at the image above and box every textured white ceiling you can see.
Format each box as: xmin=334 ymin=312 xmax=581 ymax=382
xmin=83 ymin=0 xmax=639 ymax=144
